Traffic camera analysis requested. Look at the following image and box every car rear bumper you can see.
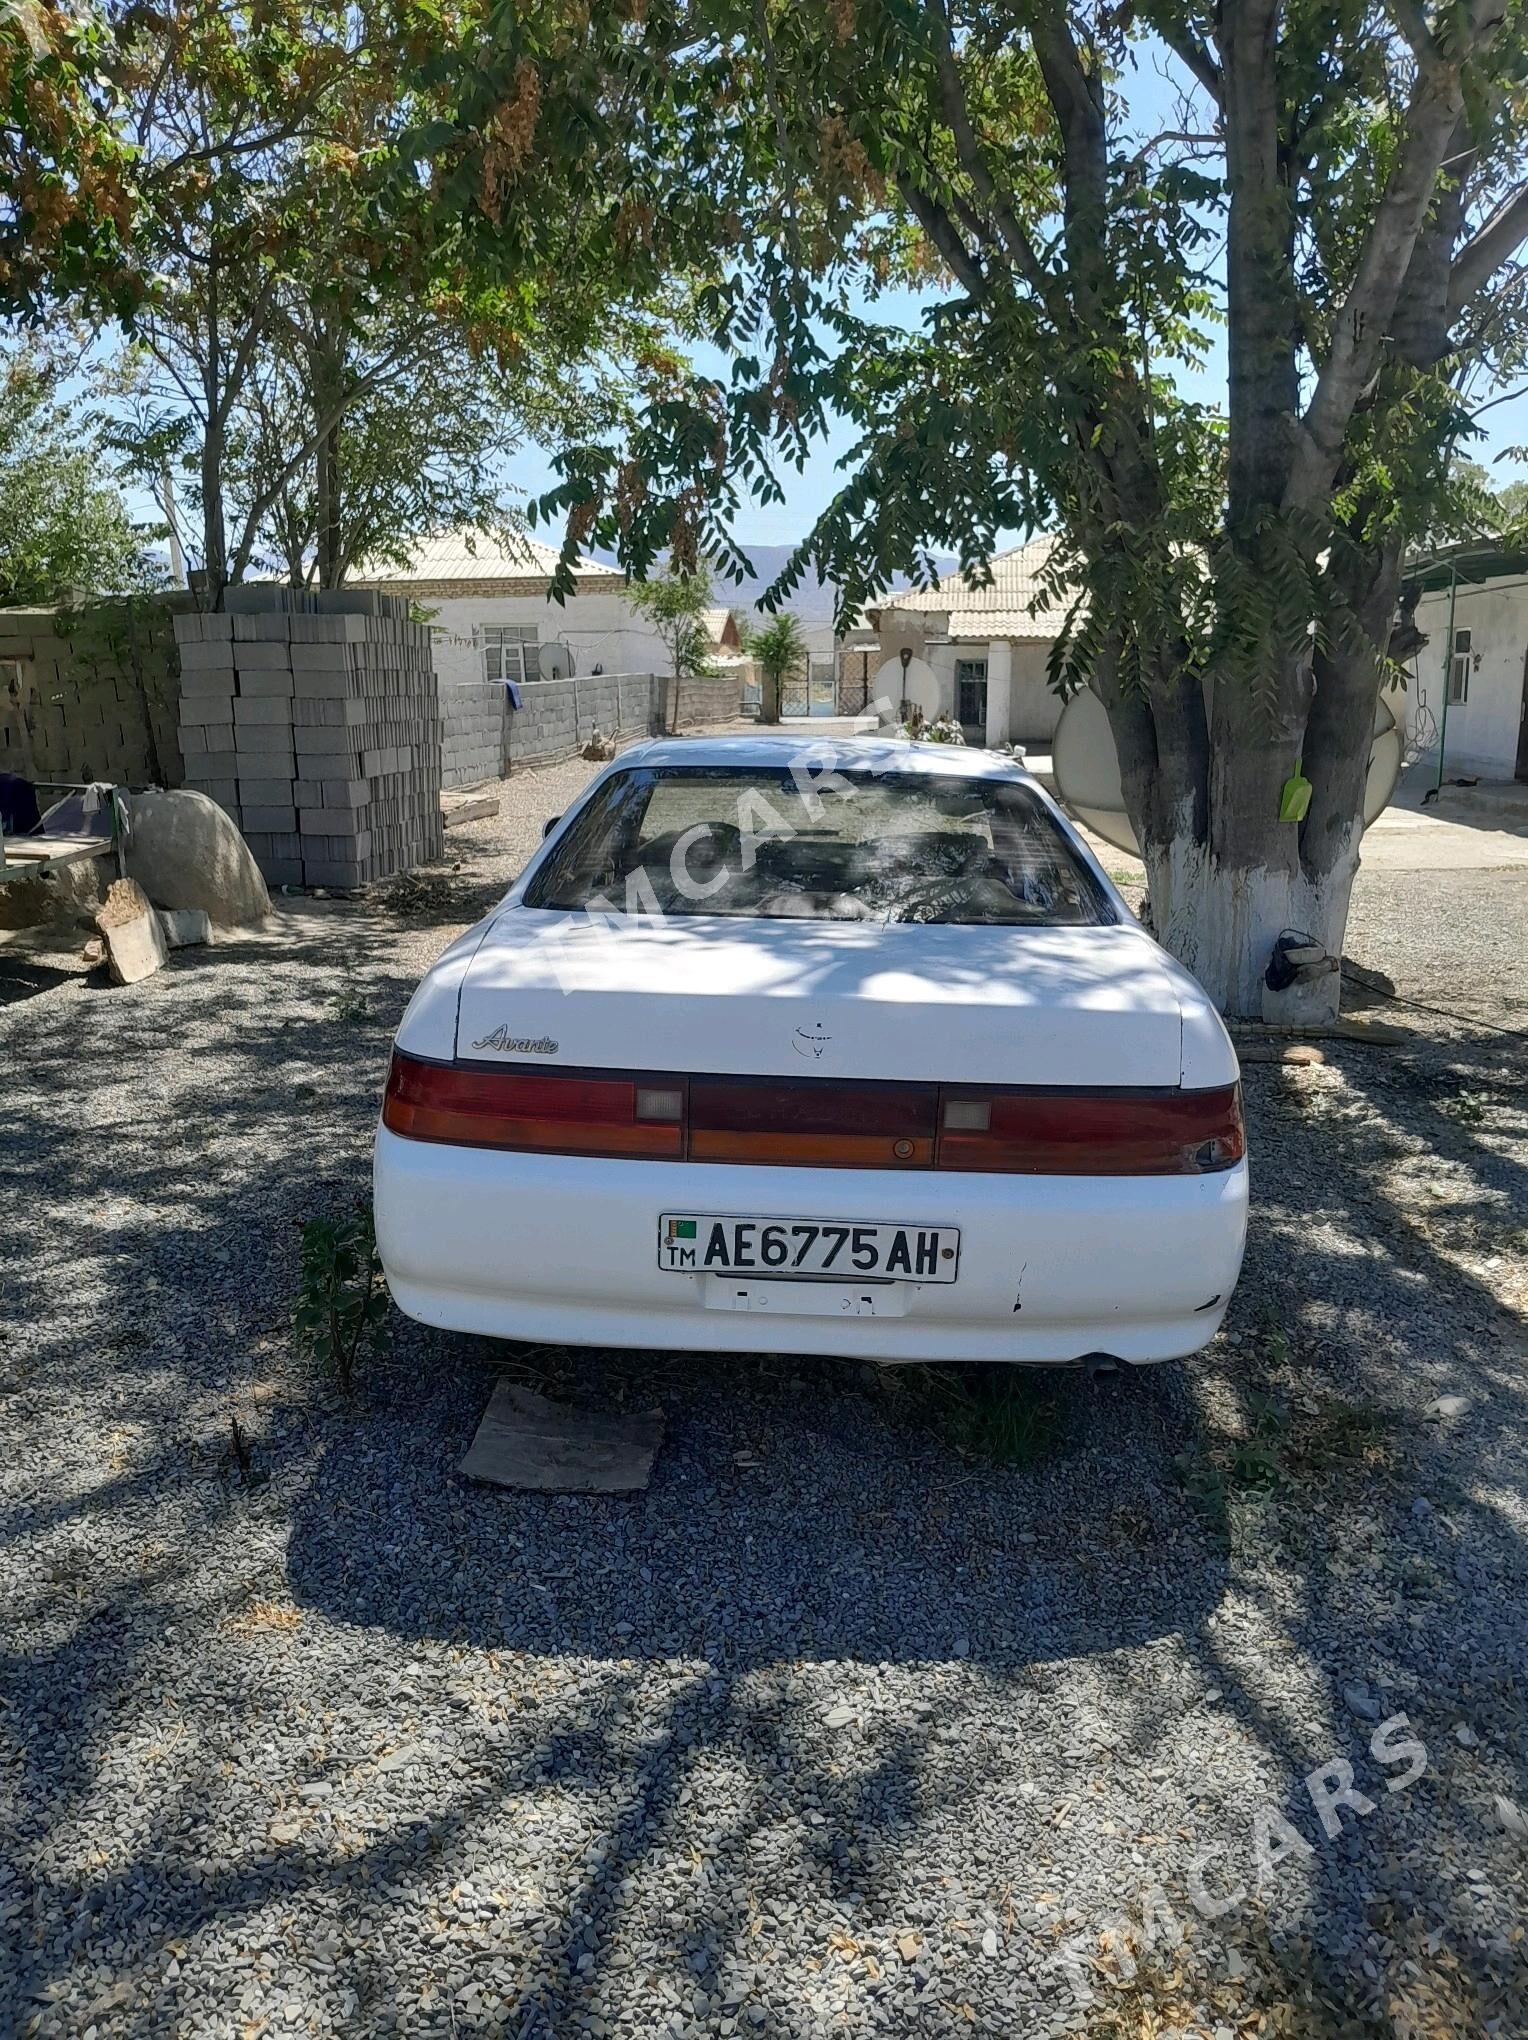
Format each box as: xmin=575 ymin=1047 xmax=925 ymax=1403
xmin=374 ymin=1129 xmax=1248 ymax=1365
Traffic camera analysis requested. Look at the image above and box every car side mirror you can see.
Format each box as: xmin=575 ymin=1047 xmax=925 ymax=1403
xmin=541 ymin=814 xmax=561 ymax=838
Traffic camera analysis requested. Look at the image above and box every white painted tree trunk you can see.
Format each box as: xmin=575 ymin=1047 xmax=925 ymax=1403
xmin=1143 ymin=808 xmax=1362 ymax=1024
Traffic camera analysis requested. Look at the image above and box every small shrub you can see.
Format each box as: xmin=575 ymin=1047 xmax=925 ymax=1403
xmin=913 ymin=1364 xmax=1065 ymax=1467
xmin=1439 ymin=1087 xmax=1488 ymax=1125
xmin=294 ymin=1206 xmax=389 ymax=1393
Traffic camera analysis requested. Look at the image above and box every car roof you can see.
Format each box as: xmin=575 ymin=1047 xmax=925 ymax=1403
xmin=617 ymin=733 xmax=1038 ymax=782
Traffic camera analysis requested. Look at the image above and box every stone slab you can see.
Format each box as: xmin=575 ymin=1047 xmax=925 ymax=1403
xmin=459 ymin=1384 xmax=664 ymax=1496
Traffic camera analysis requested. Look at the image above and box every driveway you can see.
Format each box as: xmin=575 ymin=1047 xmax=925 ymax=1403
xmin=2 ymin=757 xmax=1526 ymax=2038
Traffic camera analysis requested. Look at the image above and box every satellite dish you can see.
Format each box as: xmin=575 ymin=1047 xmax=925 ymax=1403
xmin=1052 ymin=686 xmax=1406 ymax=857
xmin=874 ymin=654 xmax=939 ymax=725
xmin=1364 ymin=699 xmax=1404 ymax=826
xmin=539 ymin=640 xmax=576 ymax=681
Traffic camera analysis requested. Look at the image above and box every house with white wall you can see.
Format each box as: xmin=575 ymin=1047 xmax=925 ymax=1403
xmin=1402 ymin=542 xmax=1528 ymax=783
xmin=868 ymin=535 xmax=1072 ymax=745
xmin=349 ymin=527 xmax=668 ymax=683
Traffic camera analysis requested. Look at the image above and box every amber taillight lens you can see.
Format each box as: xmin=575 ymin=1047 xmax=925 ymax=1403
xmin=382 ymin=1053 xmax=1243 ymax=1175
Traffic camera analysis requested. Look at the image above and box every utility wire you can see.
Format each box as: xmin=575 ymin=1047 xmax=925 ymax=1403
xmin=1340 ymin=965 xmax=1528 ymax=1042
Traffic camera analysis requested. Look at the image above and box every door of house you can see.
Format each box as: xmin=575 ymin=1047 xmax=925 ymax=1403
xmin=955 ymin=657 xmax=988 ymax=739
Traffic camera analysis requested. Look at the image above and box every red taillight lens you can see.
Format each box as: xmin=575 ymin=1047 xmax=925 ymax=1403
xmin=935 ymin=1084 xmax=1244 ymax=1176
xmin=382 ymin=1050 xmax=683 ymax=1158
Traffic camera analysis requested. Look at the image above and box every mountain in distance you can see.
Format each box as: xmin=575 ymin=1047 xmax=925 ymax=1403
xmin=709 ymin=541 xmax=959 ymax=632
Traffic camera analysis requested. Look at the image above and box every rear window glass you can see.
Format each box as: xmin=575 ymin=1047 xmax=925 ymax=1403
xmin=524 ymin=765 xmax=1115 ymax=926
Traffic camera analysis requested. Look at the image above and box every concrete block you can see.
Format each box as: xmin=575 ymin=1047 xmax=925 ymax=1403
xmin=233 ymin=641 xmax=294 ymax=672
xmin=300 ymin=857 xmax=367 ymax=888
xmin=292 ymin=695 xmax=366 ymax=727
xmin=283 ymin=664 xmax=351 ymax=699
xmin=302 ymin=828 xmax=372 ymax=860
xmin=230 ymin=734 xmax=296 ymax=769
xmin=289 ymin=642 xmax=355 ymax=674
xmin=190 ymin=750 xmax=240 ymax=778
xmin=238 ymin=776 xmax=296 ymax=805
xmin=241 ymin=804 xmax=298 ymax=833
xmin=288 ymin=613 xmax=368 ymax=643
xmin=183 ymin=777 xmax=238 ymax=812
xmin=294 ymin=726 xmax=359 ymax=760
xmin=223 ymin=585 xmax=292 ymax=615
xmin=180 ymin=721 xmax=236 ymax=752
xmin=243 ymin=829 xmax=303 ymax=860
xmin=178 ymin=681 xmax=238 ymax=716
xmin=234 ymin=696 xmax=294 ymax=727
xmin=233 ymin=612 xmax=291 ymax=641
xmin=236 ymin=668 xmax=295 ymax=699
xmin=294 ymin=777 xmax=370 ymax=810
xmin=176 ymin=640 xmax=238 ymax=674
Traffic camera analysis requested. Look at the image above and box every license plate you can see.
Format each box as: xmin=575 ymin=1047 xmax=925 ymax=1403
xmin=659 ymin=1215 xmax=960 ymax=1282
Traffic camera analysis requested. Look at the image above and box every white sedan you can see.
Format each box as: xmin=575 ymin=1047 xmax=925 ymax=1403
xmin=374 ymin=735 xmax=1247 ymax=1364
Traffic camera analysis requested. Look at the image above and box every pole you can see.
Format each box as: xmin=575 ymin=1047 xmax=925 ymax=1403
xmin=1434 ymin=564 xmax=1457 ymax=796
xmin=160 ymin=466 xmax=187 ymax=589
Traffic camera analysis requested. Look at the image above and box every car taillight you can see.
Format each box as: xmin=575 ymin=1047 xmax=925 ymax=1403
xmin=935 ymin=1084 xmax=1244 ymax=1175
xmin=382 ymin=1050 xmax=683 ymax=1158
xmin=382 ymin=1054 xmax=1243 ymax=1176
xmin=688 ymin=1075 xmax=935 ymax=1168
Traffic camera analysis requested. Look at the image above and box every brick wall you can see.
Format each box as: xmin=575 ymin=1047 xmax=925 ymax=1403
xmin=0 ymin=598 xmax=187 ymax=789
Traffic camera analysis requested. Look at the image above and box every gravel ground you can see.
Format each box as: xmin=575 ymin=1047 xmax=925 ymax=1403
xmin=3 ymin=759 xmax=1528 ymax=2039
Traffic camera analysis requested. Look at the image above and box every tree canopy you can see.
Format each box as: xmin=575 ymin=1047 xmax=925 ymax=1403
xmin=442 ymin=0 xmax=1528 ymax=1014
xmin=0 ymin=341 xmax=162 ymax=605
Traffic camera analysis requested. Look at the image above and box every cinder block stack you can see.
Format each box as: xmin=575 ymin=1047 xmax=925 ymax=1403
xmin=173 ymin=590 xmax=443 ymax=888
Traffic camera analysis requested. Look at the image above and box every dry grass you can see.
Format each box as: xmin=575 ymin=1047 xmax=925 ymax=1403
xmin=222 ymin=1597 xmax=304 ymax=1636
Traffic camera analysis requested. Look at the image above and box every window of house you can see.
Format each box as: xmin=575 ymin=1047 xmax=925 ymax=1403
xmin=1448 ymin=627 xmax=1472 ymax=706
xmin=483 ymin=625 xmax=540 ymax=684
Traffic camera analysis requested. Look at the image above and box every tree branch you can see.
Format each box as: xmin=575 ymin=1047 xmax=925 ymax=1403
xmin=1285 ymin=0 xmax=1505 ymax=509
xmin=927 ymin=0 xmax=1073 ymax=330
xmin=1447 ymin=184 xmax=1528 ymax=319
xmin=1158 ymin=25 xmax=1224 ymax=107
xmin=895 ymin=173 xmax=989 ymax=299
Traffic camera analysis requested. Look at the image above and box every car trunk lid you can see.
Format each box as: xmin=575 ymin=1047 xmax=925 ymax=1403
xmin=453 ymin=911 xmax=1184 ymax=1088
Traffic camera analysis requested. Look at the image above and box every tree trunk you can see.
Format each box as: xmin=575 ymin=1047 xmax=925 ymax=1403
xmin=200 ymin=416 xmax=227 ymax=610
xmin=316 ymin=415 xmax=341 ymax=589
xmin=1120 ymin=624 xmax=1381 ymax=1023
xmin=760 ymin=667 xmax=782 ymax=723
xmin=1142 ymin=830 xmax=1358 ymax=1022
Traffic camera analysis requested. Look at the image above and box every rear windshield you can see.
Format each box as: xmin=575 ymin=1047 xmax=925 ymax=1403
xmin=524 ymin=765 xmax=1116 ymax=926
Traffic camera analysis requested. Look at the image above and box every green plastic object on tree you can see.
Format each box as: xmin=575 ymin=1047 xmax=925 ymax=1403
xmin=1279 ymin=767 xmax=1313 ymax=823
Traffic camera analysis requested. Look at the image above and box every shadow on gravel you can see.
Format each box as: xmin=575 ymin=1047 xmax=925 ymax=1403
xmin=286 ymin=1339 xmax=1226 ymax=1671
xmin=6 ymin=885 xmax=1528 ymax=2037
xmin=0 ymin=952 xmax=80 ymax=1006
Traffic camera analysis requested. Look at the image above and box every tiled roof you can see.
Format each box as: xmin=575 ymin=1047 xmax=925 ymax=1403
xmin=878 ymin=534 xmax=1073 ymax=641
xmin=349 ymin=527 xmax=620 ymax=588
